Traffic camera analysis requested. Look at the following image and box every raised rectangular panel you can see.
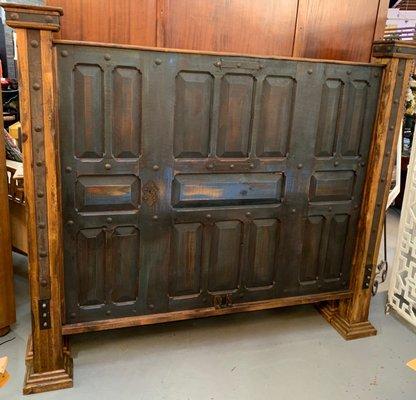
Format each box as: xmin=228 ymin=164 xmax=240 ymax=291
xmin=76 ymin=175 xmax=140 ymax=212
xmin=77 ymin=228 xmax=105 ymax=307
xmin=341 ymin=80 xmax=369 ymax=156
xmin=324 ymin=214 xmax=349 ymax=280
xmin=73 ymin=64 xmax=104 ymax=158
xmin=257 ymin=76 xmax=295 ymax=157
xmin=217 ymin=74 xmax=254 ymax=157
xmin=172 ymin=173 xmax=283 ymax=207
xmin=169 ymin=223 xmax=203 ymax=297
xmin=112 ymin=67 xmax=141 ymax=158
xmin=309 ymin=171 xmax=355 ymax=202
xmin=300 ymin=216 xmax=324 ymax=284
xmin=111 ymin=227 xmax=140 ymax=304
xmin=208 ymin=221 xmax=242 ymax=292
xmin=315 ymin=79 xmax=343 ymax=157
xmin=247 ymin=219 xmax=279 ymax=288
xmin=174 ymin=72 xmax=213 ymax=158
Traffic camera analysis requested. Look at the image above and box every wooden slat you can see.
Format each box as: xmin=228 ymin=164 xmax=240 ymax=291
xmin=293 ymin=0 xmax=383 ymax=62
xmin=62 ymin=290 xmax=353 ymax=335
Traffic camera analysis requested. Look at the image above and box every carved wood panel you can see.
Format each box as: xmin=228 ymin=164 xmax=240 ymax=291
xmin=56 ymin=44 xmax=382 ymax=324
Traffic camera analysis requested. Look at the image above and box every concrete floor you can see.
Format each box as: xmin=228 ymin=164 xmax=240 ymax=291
xmin=1 ymin=210 xmax=415 ymax=399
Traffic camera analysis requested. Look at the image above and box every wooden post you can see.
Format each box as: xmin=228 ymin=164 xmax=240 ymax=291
xmin=318 ymin=41 xmax=416 ymax=340
xmin=1 ymin=3 xmax=73 ymax=394
xmin=0 ymin=88 xmax=16 ymax=337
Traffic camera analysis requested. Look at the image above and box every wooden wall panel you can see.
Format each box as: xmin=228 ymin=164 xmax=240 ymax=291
xmin=46 ymin=0 xmax=389 ymax=62
xmin=47 ymin=0 xmax=157 ymax=45
xmin=159 ymin=0 xmax=298 ymax=55
xmin=293 ymin=0 xmax=384 ymax=61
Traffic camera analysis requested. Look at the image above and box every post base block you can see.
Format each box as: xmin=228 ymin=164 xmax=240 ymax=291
xmin=316 ymin=302 xmax=377 ymax=340
xmin=23 ymin=336 xmax=73 ymax=395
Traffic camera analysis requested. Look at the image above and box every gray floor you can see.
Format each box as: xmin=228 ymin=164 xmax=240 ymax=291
xmin=1 ymin=210 xmax=415 ymax=399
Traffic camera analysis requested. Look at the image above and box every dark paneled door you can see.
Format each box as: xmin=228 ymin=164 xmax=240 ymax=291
xmin=57 ymin=44 xmax=382 ymax=324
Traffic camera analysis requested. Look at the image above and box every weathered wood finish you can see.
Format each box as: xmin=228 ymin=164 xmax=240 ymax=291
xmin=318 ymin=42 xmax=416 ymax=339
xmin=0 ymin=90 xmax=16 ymax=337
xmin=1 ymin=3 xmax=73 ymax=394
xmin=55 ymin=42 xmax=382 ymax=325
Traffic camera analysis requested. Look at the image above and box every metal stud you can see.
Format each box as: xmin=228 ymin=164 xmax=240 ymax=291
xmin=328 ymin=207 xmax=332 ymax=212
xmin=230 ymin=164 xmax=234 ymax=169
xmin=33 ymin=83 xmax=41 ymax=91
xmin=206 ymin=214 xmax=212 ymax=219
xmin=148 ymin=304 xmax=154 ymax=309
xmin=34 ymin=126 xmax=42 ymax=132
xmin=36 ymin=161 xmax=43 ymax=167
xmin=65 ymin=166 xmax=72 ymax=173
xmin=394 ymin=99 xmax=399 ymax=104
xmin=106 ymin=310 xmax=111 ymax=315
xmin=360 ymin=162 xmax=365 ymax=167
xmin=346 ymin=70 xmax=351 ymax=75
xmin=154 ymin=58 xmax=162 ymax=65
xmin=291 ymin=208 xmax=296 ymax=213
xmin=214 ymin=61 xmax=221 ymax=67
xmin=39 ymin=251 xmax=47 ymax=258
xmin=398 ymin=71 xmax=403 ymax=77
xmin=153 ymin=165 xmax=159 ymax=171
xmin=307 ymin=69 xmax=313 ymax=75
xmin=45 ymin=15 xmax=53 ymax=23
xmin=39 ymin=222 xmax=46 ymax=229
xmin=297 ymin=163 xmax=303 ymax=169
xmin=104 ymin=54 xmax=111 ymax=61
xmin=61 ymin=50 xmax=68 ymax=57
xmin=41 ymin=279 xmax=48 ymax=287
xmin=249 ymin=163 xmax=255 ymax=169
xmin=374 ymin=72 xmax=379 ymax=77
xmin=67 ymin=220 xmax=74 ymax=226
xmin=42 ymin=302 xmax=47 ymax=309
xmin=153 ymin=215 xmax=158 ymax=220
xmin=106 ymin=217 xmax=112 ymax=223
xmin=105 ymin=163 xmax=111 ymax=170
xmin=10 ymin=13 xmax=19 ymax=20
xmin=37 ymin=191 xmax=44 ymax=198
xmin=42 ymin=312 xmax=47 ymax=318
xmin=246 ymin=212 xmax=251 ymax=217
xmin=70 ymin=312 xmax=76 ymax=318
xmin=334 ymin=161 xmax=339 ymax=166
xmin=43 ymin=322 xmax=48 ymax=328
xmin=207 ymin=163 xmax=214 ymax=170
xmin=237 ymin=62 xmax=242 ymax=68
xmin=389 ymin=125 xmax=394 ymax=130
xmin=30 ymin=40 xmax=39 ymax=48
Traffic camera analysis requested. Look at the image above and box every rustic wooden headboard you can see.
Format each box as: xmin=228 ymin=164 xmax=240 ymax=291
xmin=2 ymin=2 xmax=415 ymax=395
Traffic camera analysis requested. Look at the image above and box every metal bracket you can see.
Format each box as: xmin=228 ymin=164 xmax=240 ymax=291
xmin=38 ymin=299 xmax=51 ymax=330
xmin=362 ymin=264 xmax=373 ymax=290
xmin=213 ymin=294 xmax=233 ymax=309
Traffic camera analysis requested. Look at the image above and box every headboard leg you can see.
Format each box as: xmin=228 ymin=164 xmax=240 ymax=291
xmin=1 ymin=3 xmax=73 ymax=393
xmin=319 ymin=41 xmax=416 ymax=340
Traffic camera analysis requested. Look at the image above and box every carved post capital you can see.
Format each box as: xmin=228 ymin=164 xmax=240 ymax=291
xmin=1 ymin=2 xmax=63 ymax=31
xmin=372 ymin=40 xmax=416 ymax=59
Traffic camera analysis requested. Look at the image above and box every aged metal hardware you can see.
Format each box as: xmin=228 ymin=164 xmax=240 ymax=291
xmin=219 ymin=58 xmax=262 ymax=70
xmin=213 ymin=294 xmax=233 ymax=309
xmin=362 ymin=265 xmax=373 ymax=289
xmin=39 ymin=299 xmax=51 ymax=330
xmin=143 ymin=180 xmax=159 ymax=207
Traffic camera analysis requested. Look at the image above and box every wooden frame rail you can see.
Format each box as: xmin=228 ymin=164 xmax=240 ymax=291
xmin=1 ymin=2 xmax=415 ymax=395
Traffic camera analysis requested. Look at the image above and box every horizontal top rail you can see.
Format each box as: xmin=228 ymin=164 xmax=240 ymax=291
xmin=53 ymin=39 xmax=385 ymax=68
